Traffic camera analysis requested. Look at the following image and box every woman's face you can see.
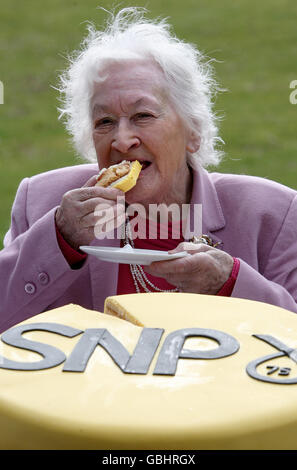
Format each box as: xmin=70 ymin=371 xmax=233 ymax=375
xmin=91 ymin=61 xmax=199 ymax=208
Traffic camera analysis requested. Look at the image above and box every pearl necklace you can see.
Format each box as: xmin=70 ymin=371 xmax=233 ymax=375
xmin=123 ymin=218 xmax=179 ymax=294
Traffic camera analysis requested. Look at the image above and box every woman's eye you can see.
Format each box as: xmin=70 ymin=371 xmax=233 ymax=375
xmin=134 ymin=113 xmax=153 ymax=120
xmin=94 ymin=118 xmax=113 ymax=129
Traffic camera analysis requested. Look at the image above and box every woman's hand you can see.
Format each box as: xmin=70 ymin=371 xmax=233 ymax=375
xmin=144 ymin=242 xmax=234 ymax=294
xmin=55 ymin=175 xmax=125 ymax=250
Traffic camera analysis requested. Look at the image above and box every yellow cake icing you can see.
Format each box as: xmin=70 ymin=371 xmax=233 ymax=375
xmin=96 ymin=160 xmax=142 ymax=192
xmin=0 ymin=293 xmax=297 ymax=449
xmin=112 ymin=160 xmax=141 ymax=192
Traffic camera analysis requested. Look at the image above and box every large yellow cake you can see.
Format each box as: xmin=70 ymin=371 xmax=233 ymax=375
xmin=0 ymin=293 xmax=297 ymax=449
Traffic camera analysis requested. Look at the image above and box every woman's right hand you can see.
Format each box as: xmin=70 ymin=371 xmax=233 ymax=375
xmin=55 ymin=175 xmax=125 ymax=250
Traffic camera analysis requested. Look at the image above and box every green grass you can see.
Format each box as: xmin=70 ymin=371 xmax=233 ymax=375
xmin=1 ymin=0 xmax=297 ymax=248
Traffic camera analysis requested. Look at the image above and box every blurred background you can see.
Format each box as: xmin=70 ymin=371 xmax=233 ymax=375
xmin=0 ymin=0 xmax=296 ymax=248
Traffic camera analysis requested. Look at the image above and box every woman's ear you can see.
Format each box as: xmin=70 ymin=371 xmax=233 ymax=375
xmin=186 ymin=132 xmax=201 ymax=154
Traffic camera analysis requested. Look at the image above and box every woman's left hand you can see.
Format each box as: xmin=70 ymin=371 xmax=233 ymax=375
xmin=144 ymin=242 xmax=234 ymax=294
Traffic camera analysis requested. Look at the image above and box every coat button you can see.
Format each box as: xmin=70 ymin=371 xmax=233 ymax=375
xmin=24 ymin=282 xmax=36 ymax=294
xmin=38 ymin=272 xmax=49 ymax=285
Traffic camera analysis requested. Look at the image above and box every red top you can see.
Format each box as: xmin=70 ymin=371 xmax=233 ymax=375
xmin=55 ymin=220 xmax=239 ymax=296
xmin=117 ymin=217 xmax=185 ymax=294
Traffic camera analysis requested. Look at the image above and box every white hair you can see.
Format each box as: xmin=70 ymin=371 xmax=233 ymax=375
xmin=57 ymin=7 xmax=224 ymax=167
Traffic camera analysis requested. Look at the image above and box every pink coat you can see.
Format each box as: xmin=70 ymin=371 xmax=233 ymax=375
xmin=1 ymin=162 xmax=297 ymax=332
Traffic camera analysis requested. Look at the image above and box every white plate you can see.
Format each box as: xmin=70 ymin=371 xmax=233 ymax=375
xmin=79 ymin=244 xmax=188 ymax=265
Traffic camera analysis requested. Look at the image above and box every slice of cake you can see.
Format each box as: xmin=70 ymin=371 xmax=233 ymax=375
xmin=96 ymin=160 xmax=142 ymax=192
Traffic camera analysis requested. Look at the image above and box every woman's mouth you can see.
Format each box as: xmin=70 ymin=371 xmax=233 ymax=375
xmin=138 ymin=160 xmax=153 ymax=178
xmin=140 ymin=161 xmax=152 ymax=171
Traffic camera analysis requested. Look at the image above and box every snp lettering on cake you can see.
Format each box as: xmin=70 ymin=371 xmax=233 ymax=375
xmin=0 ymin=322 xmax=297 ymax=385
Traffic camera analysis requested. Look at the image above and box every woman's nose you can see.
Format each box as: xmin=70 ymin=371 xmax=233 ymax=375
xmin=111 ymin=120 xmax=141 ymax=153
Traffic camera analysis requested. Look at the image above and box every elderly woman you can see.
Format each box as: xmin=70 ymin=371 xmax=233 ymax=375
xmin=1 ymin=8 xmax=297 ymax=332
